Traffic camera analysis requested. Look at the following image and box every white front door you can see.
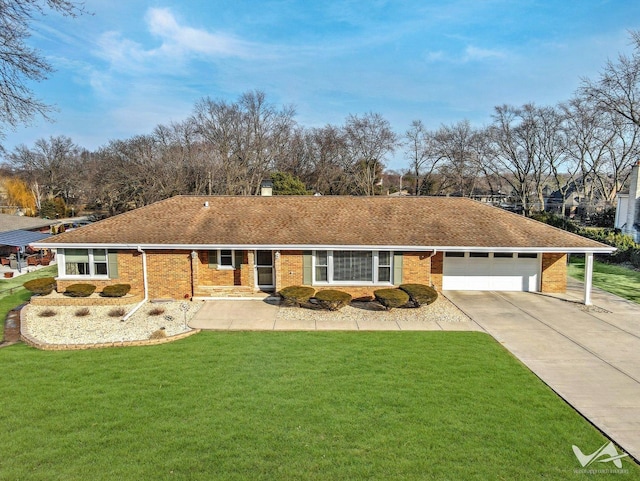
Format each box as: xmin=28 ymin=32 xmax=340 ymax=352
xmin=255 ymin=250 xmax=274 ymax=290
xmin=442 ymin=252 xmax=539 ymax=291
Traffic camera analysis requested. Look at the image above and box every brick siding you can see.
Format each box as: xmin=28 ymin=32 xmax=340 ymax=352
xmin=430 ymin=252 xmax=444 ymax=290
xmin=540 ymin=253 xmax=567 ymax=293
xmin=194 ymin=251 xmax=235 ymax=286
xmin=278 ymin=250 xmax=304 ymax=290
xmin=402 ymin=251 xmax=434 ymax=285
xmin=146 ymin=250 xmax=192 ymax=299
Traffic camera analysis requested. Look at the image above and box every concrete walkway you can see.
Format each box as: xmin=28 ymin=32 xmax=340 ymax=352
xmin=445 ymin=280 xmax=640 ymax=463
xmin=189 ymin=298 xmax=483 ymax=331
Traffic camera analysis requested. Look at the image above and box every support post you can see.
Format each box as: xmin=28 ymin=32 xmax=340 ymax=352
xmin=584 ymin=252 xmax=594 ymax=306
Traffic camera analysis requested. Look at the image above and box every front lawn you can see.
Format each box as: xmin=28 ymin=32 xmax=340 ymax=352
xmin=568 ymin=255 xmax=640 ymax=303
xmin=0 ymin=332 xmax=636 ymax=480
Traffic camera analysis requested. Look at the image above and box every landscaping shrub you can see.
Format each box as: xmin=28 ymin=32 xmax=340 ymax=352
xmin=108 ymin=307 xmax=126 ymax=318
xmin=74 ymin=307 xmax=91 ymax=317
xmin=38 ymin=308 xmax=57 ymax=317
xmin=352 ymin=295 xmax=375 ymax=302
xmin=631 ymin=249 xmax=640 ymax=269
xmin=314 ymin=290 xmax=352 ymax=311
xmin=23 ymin=277 xmax=56 ymax=295
xmin=399 ymin=284 xmax=438 ymax=307
xmin=149 ymin=328 xmax=166 ymax=340
xmin=279 ymin=286 xmax=315 ymax=307
xmin=530 ymin=212 xmax=581 ymax=233
xmin=101 ymin=284 xmax=131 ymax=297
xmin=64 ymin=284 xmax=96 ymax=297
xmin=148 ymin=306 xmax=166 ymax=316
xmin=530 ymin=211 xmax=639 ymax=264
xmin=374 ymin=288 xmax=410 ymax=310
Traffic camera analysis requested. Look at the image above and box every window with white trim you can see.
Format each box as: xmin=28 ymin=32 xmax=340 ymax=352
xmin=218 ymin=249 xmax=234 ymax=268
xmin=315 ymin=250 xmax=328 ymax=281
xmin=63 ymin=249 xmax=108 ymax=277
xmin=313 ymin=250 xmax=393 ymax=285
xmin=378 ymin=251 xmax=391 ymax=282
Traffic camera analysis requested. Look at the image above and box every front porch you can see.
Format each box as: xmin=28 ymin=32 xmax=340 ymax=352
xmin=191 ymin=249 xmax=277 ymax=298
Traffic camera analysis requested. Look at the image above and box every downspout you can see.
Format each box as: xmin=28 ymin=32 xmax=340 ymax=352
xmin=122 ymin=246 xmax=148 ymax=321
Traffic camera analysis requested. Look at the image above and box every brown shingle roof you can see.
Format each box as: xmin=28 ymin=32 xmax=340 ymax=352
xmin=34 ymin=195 xmax=613 ymax=252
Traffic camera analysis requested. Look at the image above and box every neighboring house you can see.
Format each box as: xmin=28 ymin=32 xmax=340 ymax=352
xmin=0 ymin=214 xmax=91 ymax=259
xmin=544 ymin=184 xmax=582 ymax=218
xmin=0 ymin=214 xmax=58 ymax=234
xmin=615 ymin=160 xmax=640 ymax=242
xmin=0 ymin=214 xmax=60 ymax=259
xmin=32 ymin=195 xmax=614 ymax=305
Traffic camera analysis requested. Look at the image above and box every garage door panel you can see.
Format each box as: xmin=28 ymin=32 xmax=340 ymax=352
xmin=443 ymin=255 xmax=539 ymax=292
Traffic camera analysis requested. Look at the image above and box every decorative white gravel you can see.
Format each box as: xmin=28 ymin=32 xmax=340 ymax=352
xmin=23 ymin=301 xmax=204 ymax=345
xmin=275 ymin=294 xmax=472 ymax=323
xmin=23 ymin=294 xmax=471 ymax=346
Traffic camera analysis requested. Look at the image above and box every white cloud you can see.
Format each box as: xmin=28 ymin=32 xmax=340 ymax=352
xmin=92 ymin=7 xmax=272 ymax=77
xmin=145 ymin=8 xmax=258 ymax=59
xmin=463 ymin=45 xmax=506 ymax=61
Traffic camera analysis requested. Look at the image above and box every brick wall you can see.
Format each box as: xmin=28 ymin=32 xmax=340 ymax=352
xmin=430 ymin=252 xmax=443 ymax=290
xmin=279 ymin=250 xmax=304 ymax=290
xmin=541 ymin=253 xmax=567 ymax=293
xmin=194 ymin=251 xmax=235 ymax=286
xmin=402 ymin=251 xmax=434 ymax=285
xmin=146 ymin=250 xmax=192 ymax=299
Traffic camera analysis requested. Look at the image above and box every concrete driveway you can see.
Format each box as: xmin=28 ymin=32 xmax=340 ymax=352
xmin=445 ymin=280 xmax=640 ymax=463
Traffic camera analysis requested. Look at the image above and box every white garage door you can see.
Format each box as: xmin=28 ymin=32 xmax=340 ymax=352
xmin=442 ymin=252 xmax=539 ymax=291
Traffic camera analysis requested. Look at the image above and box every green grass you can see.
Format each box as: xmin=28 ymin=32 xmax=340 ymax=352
xmin=568 ymin=256 xmax=640 ymax=304
xmin=0 ymin=332 xmax=636 ymax=480
xmin=0 ymin=265 xmax=57 ymax=292
xmin=0 ymin=266 xmax=57 ymax=339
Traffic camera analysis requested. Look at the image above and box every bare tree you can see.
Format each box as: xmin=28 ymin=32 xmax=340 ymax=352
xmin=487 ymin=105 xmax=536 ymax=214
xmin=304 ymin=125 xmax=351 ymax=195
xmin=532 ymin=105 xmax=568 ymax=212
xmin=561 ymin=97 xmax=612 ymax=208
xmin=431 ymin=120 xmax=482 ymax=196
xmin=192 ymin=91 xmax=296 ymax=195
xmin=8 ymin=135 xmax=81 ymax=208
xmin=581 ymin=30 xmax=640 ymax=128
xmin=343 ymin=112 xmax=397 ymax=195
xmin=0 ymin=1 xmax=84 ymax=143
xmin=403 ymin=120 xmax=443 ymax=195
xmin=562 ymin=95 xmax=640 ymax=209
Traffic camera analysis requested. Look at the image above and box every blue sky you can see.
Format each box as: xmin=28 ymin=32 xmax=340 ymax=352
xmin=5 ymin=0 xmax=640 ymax=169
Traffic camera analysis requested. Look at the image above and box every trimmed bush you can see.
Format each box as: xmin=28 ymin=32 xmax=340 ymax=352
xmin=108 ymin=307 xmax=126 ymax=318
xmin=64 ymin=283 xmax=96 ymax=297
xmin=279 ymin=286 xmax=315 ymax=307
xmin=399 ymin=284 xmax=438 ymax=307
xmin=101 ymin=284 xmax=131 ymax=298
xmin=148 ymin=306 xmax=165 ymax=316
xmin=374 ymin=288 xmax=410 ymax=310
xmin=23 ymin=277 xmax=56 ymax=295
xmin=314 ymin=290 xmax=352 ymax=311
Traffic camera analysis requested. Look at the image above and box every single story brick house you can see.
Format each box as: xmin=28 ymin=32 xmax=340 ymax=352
xmin=31 ymin=195 xmax=614 ymax=305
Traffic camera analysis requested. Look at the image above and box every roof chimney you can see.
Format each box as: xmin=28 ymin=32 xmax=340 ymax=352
xmin=260 ymin=179 xmax=273 ymax=197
